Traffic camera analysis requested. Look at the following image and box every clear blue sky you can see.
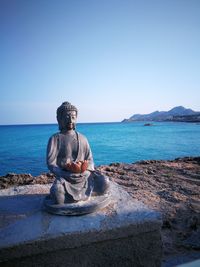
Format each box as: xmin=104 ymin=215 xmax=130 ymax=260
xmin=0 ymin=0 xmax=200 ymax=124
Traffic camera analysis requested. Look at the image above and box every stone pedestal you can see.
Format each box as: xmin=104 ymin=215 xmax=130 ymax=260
xmin=0 ymin=182 xmax=162 ymax=267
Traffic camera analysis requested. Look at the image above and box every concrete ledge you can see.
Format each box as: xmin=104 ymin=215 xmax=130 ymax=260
xmin=0 ymin=182 xmax=162 ymax=266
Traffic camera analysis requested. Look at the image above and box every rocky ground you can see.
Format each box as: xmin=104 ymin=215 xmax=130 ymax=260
xmin=0 ymin=156 xmax=200 ymax=265
xmin=98 ymin=157 xmax=200 ymax=266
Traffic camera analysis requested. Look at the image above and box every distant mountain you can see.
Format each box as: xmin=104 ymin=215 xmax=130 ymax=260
xmin=122 ymin=106 xmax=200 ymax=122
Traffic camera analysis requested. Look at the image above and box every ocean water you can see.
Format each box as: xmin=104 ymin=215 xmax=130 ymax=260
xmin=0 ymin=122 xmax=199 ymax=176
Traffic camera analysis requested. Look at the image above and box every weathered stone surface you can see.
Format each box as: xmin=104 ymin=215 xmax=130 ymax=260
xmin=1 ymin=156 xmax=199 ymax=265
xmin=0 ymin=182 xmax=162 ymax=266
xmin=176 ymin=259 xmax=200 ymax=267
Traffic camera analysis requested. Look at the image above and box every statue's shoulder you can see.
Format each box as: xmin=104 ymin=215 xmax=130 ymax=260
xmin=76 ymin=132 xmax=89 ymax=143
xmin=49 ymin=132 xmax=60 ymax=140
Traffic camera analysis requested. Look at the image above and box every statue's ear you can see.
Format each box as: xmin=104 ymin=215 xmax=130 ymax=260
xmin=57 ymin=119 xmax=62 ymax=131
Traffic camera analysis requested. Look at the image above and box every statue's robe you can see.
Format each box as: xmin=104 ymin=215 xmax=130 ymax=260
xmin=47 ymin=130 xmax=106 ymax=202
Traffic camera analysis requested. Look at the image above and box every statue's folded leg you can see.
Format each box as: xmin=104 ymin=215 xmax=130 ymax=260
xmin=50 ymin=179 xmax=65 ymax=204
xmin=50 ymin=178 xmax=75 ymax=204
xmin=90 ymin=172 xmax=110 ymax=196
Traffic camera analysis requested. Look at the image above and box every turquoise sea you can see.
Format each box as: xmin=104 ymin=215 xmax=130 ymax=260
xmin=0 ymin=122 xmax=200 ymax=176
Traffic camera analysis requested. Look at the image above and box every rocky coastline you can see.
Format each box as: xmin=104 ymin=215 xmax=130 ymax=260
xmin=121 ymin=106 xmax=200 ymax=123
xmin=0 ymin=156 xmax=200 ymax=265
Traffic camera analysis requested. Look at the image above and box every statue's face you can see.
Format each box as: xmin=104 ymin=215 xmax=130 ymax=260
xmin=61 ymin=110 xmax=77 ymax=131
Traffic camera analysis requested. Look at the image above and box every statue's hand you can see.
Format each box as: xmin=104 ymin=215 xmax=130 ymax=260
xmin=81 ymin=160 xmax=88 ymax=172
xmin=65 ymin=162 xmax=81 ymax=173
xmin=64 ymin=160 xmax=88 ymax=173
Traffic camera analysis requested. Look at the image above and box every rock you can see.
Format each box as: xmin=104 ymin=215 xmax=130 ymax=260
xmin=182 ymin=230 xmax=200 ymax=249
xmin=144 ymin=123 xmax=153 ymax=126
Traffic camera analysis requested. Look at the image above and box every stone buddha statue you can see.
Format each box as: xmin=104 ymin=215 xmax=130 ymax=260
xmin=46 ymin=101 xmax=110 ymax=205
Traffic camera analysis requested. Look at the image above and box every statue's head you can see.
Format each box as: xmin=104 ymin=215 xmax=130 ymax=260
xmin=57 ymin=102 xmax=78 ymax=131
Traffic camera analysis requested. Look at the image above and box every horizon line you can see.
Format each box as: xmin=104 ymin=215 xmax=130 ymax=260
xmin=0 ymin=121 xmax=121 ymax=127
